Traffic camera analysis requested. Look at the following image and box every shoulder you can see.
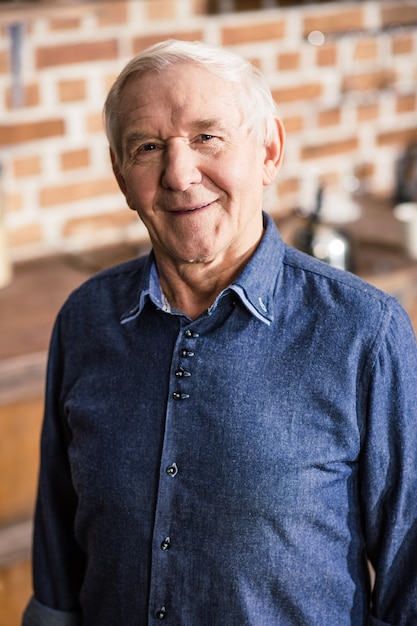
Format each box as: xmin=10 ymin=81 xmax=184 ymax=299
xmin=279 ymin=243 xmax=406 ymax=339
xmin=279 ymin=244 xmax=417 ymax=375
xmin=282 ymin=243 xmax=392 ymax=305
xmin=60 ymin=255 xmax=149 ymax=319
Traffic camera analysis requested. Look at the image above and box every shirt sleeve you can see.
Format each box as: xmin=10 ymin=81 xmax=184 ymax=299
xmin=360 ymin=299 xmax=417 ymax=625
xmin=22 ymin=596 xmax=82 ymax=626
xmin=23 ymin=313 xmax=86 ymax=618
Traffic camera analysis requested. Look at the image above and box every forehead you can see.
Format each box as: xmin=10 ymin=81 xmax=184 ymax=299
xmin=118 ymin=63 xmax=243 ymax=133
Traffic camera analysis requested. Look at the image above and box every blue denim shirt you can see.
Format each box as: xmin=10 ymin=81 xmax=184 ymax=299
xmin=23 ymin=213 xmax=417 ymax=626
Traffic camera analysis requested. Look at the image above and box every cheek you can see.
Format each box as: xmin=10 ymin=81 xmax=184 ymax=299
xmin=125 ymin=169 xmax=159 ymax=210
xmin=220 ymin=157 xmax=264 ymax=199
xmin=209 ymin=153 xmax=258 ymax=195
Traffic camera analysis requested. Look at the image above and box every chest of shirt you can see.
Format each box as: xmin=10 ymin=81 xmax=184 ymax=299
xmin=62 ymin=299 xmax=361 ymax=523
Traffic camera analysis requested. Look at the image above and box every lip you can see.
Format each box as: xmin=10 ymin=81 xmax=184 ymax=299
xmin=167 ymin=200 xmax=217 ymax=214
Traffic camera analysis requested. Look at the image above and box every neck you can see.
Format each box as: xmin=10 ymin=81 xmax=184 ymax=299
xmin=156 ymin=241 xmax=260 ymax=320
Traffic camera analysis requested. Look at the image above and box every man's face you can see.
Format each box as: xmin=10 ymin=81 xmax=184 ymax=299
xmin=113 ymin=62 xmax=282 ymax=269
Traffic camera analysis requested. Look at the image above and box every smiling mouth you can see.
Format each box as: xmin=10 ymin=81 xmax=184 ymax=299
xmin=169 ymin=200 xmax=216 ymax=214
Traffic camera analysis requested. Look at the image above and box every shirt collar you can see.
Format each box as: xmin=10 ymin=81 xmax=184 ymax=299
xmin=121 ymin=212 xmax=284 ymax=326
xmin=228 ymin=212 xmax=283 ymax=325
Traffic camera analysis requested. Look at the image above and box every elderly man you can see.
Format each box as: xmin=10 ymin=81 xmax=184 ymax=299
xmin=24 ymin=40 xmax=417 ymax=625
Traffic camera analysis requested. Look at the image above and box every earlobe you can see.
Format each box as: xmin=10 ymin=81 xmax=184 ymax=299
xmin=262 ymin=117 xmax=285 ymax=186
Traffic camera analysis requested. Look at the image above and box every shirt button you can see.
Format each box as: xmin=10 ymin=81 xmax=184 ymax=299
xmin=156 ymin=607 xmax=167 ymax=619
xmin=161 ymin=537 xmax=171 ymax=550
xmin=175 ymin=366 xmax=191 ymax=378
xmin=184 ymin=329 xmax=199 ymax=338
xmin=166 ymin=463 xmax=178 ymax=477
xmin=173 ymin=391 xmax=190 ymax=400
xmin=179 ymin=348 xmax=194 ymax=357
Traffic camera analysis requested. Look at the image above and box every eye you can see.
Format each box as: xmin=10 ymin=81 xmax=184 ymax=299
xmin=140 ymin=143 xmax=158 ymax=152
xmin=131 ymin=142 xmax=164 ymax=161
xmin=198 ymin=134 xmax=214 ymax=142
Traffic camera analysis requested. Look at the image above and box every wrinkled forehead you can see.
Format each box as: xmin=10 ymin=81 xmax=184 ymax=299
xmin=118 ymin=63 xmax=245 ymax=127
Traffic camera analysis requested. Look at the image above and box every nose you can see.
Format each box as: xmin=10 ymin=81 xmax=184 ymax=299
xmin=161 ymin=140 xmax=202 ymax=191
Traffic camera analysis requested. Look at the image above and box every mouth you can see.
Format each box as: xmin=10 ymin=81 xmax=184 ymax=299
xmin=168 ymin=200 xmax=217 ymax=215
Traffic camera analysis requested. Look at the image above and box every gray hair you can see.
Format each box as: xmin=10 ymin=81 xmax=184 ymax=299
xmin=104 ymin=39 xmax=280 ymax=164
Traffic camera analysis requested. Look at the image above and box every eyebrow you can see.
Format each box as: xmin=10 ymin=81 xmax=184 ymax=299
xmin=190 ymin=118 xmax=228 ymax=132
xmin=124 ymin=132 xmax=150 ymax=153
xmin=124 ymin=118 xmax=230 ymax=150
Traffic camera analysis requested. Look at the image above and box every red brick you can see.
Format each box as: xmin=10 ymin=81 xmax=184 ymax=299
xmin=97 ymin=0 xmax=128 ymax=27
xmin=303 ymin=7 xmax=364 ymax=37
xmin=377 ymin=127 xmax=417 ymax=147
xmin=40 ymin=177 xmax=119 ymax=207
xmin=0 ymin=50 xmax=8 ymax=74
xmin=13 ymin=156 xmax=42 ymax=178
xmin=272 ymin=83 xmax=322 ymax=105
xmin=281 ymin=115 xmax=304 ymax=133
xmin=342 ymin=70 xmax=396 ymax=93
xmin=318 ymin=108 xmax=341 ymax=127
xmin=381 ymin=4 xmax=417 ymax=29
xmin=6 ymin=84 xmax=40 ymax=109
xmin=301 ymin=137 xmax=359 ymax=160
xmin=58 ymin=79 xmax=87 ymax=103
xmin=97 ymin=1 xmax=128 ymax=26
xmin=36 ymin=39 xmax=118 ymax=69
xmin=357 ymin=102 xmax=380 ymax=122
xmin=392 ymin=34 xmax=413 ymax=55
xmin=60 ymin=148 xmax=90 ymax=171
xmin=86 ymin=112 xmax=104 ymax=134
xmin=62 ymin=209 xmax=137 ymax=237
xmin=222 ymin=20 xmax=285 ymax=45
xmin=277 ymin=177 xmax=299 ymax=196
xmin=354 ymin=39 xmax=378 ymax=61
xmin=0 ymin=119 xmax=65 ymax=146
xmin=4 ymin=192 xmax=23 ymax=213
xmin=396 ymin=94 xmax=417 ymax=114
xmin=133 ymin=31 xmax=204 ymax=54
xmin=193 ymin=0 xmax=209 ymax=15
xmin=49 ymin=17 xmax=82 ymax=31
xmin=9 ymin=223 xmax=42 ymax=247
xmin=145 ymin=0 xmax=176 ymax=20
xmin=316 ymin=43 xmax=337 ymax=67
xmin=277 ymin=52 xmax=300 ymax=71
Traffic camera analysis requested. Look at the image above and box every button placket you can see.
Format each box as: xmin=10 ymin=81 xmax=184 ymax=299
xmin=172 ymin=328 xmax=198 ymax=401
xmin=152 ymin=327 xmax=200 ymax=621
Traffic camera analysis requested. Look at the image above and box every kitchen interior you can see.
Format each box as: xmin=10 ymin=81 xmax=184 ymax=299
xmin=0 ymin=0 xmax=417 ymax=623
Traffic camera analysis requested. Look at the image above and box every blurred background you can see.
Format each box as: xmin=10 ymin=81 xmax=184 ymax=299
xmin=0 ymin=0 xmax=417 ymax=623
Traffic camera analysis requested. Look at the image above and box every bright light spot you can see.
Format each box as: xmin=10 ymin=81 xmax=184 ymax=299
xmin=342 ymin=175 xmax=360 ymax=193
xmin=308 ymin=30 xmax=325 ymax=46
xmin=329 ymin=238 xmax=346 ymax=256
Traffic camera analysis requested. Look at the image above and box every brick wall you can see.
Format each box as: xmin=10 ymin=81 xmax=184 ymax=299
xmin=0 ymin=0 xmax=416 ymax=262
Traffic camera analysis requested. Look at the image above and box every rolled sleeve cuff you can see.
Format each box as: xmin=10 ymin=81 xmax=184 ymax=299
xmin=22 ymin=596 xmax=82 ymax=626
xmin=368 ymin=616 xmax=394 ymax=626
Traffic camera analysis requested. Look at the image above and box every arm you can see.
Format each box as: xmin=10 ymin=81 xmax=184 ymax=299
xmin=360 ymin=300 xmax=417 ymax=626
xmin=23 ymin=314 xmax=84 ymax=626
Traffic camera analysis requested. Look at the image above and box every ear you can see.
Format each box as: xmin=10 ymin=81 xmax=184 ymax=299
xmin=110 ymin=148 xmax=135 ymax=210
xmin=262 ymin=117 xmax=285 ymax=187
